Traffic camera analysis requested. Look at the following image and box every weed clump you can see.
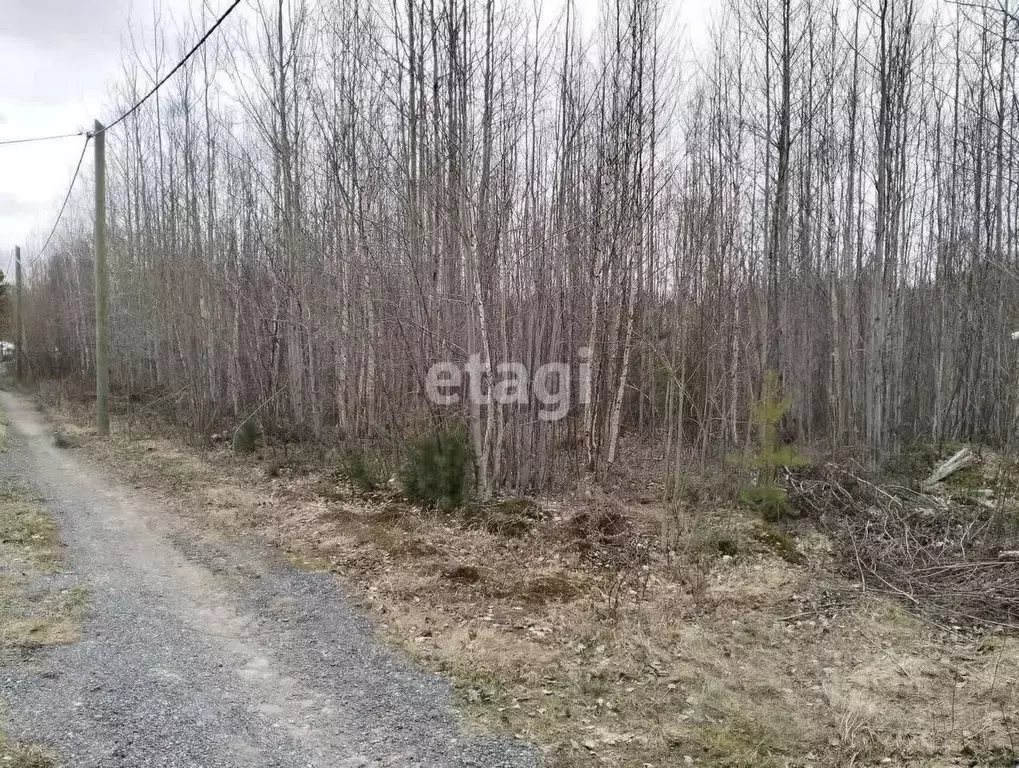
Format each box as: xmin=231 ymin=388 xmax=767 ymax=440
xmin=567 ymin=502 xmax=632 ymax=562
xmin=342 ymin=448 xmax=388 ymax=493
xmin=232 ymin=417 xmax=259 ymax=454
xmin=463 ymin=498 xmax=543 ymax=536
xmin=511 ymin=573 xmax=580 ymax=605
xmin=754 ymin=523 xmax=803 ymax=564
xmin=0 ymin=738 xmax=57 ymax=768
xmin=399 ymin=422 xmax=474 ymax=510
xmin=880 ymin=443 xmax=938 ymax=485
xmin=52 ymin=431 xmax=74 ymax=449
xmin=442 ymin=564 xmax=483 ymax=583
xmin=712 ymin=534 xmax=740 ymax=558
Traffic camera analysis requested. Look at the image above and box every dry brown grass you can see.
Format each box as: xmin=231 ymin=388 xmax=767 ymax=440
xmin=1 ymin=617 xmax=79 ymax=649
xmin=0 ymin=585 xmax=87 ymax=652
xmin=37 ymin=400 xmax=1019 ymax=767
xmin=0 ymin=485 xmax=87 ymax=653
xmin=0 ymin=488 xmax=62 ymax=572
xmin=0 ymin=736 xmax=58 ymax=768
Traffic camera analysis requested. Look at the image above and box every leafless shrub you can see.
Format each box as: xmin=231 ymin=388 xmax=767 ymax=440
xmin=790 ymin=462 xmax=1019 ymax=628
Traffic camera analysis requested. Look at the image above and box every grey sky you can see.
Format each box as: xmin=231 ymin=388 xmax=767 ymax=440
xmin=0 ymin=0 xmax=712 ymax=269
xmin=0 ymin=0 xmax=191 ymax=264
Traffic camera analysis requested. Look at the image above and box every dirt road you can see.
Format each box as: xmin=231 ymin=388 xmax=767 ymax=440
xmin=0 ymin=391 xmax=535 ymax=768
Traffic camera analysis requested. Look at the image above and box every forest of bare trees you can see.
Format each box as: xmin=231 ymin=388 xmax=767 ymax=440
xmin=20 ymin=0 xmax=1019 ymax=496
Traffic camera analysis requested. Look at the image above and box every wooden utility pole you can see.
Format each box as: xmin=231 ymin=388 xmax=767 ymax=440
xmin=94 ymin=121 xmax=110 ymax=436
xmin=14 ymin=245 xmax=21 ymax=386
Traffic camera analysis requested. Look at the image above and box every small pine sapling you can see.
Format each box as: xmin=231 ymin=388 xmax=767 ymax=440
xmin=739 ymin=370 xmax=809 ymax=521
xmin=342 ymin=448 xmax=388 ymax=493
xmin=399 ymin=421 xmax=474 ymax=510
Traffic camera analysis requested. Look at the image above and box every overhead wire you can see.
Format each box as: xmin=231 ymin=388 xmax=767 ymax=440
xmin=28 ymin=136 xmax=91 ymax=268
xmin=96 ymin=0 xmax=242 ymax=135
xmin=0 ymin=130 xmax=85 ymax=148
xmin=0 ymin=0 xmax=242 ymax=146
xmin=8 ymin=0 xmax=242 ymax=268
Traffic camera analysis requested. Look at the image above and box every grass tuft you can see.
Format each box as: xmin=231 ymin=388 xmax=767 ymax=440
xmin=462 ymin=498 xmax=543 ymax=537
xmin=0 ymin=617 xmax=79 ymax=649
xmin=0 ymin=487 xmax=62 ymax=571
xmin=0 ymin=737 xmax=58 ymax=768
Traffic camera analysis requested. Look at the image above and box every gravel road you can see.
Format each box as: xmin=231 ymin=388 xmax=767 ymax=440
xmin=0 ymin=391 xmax=536 ymax=768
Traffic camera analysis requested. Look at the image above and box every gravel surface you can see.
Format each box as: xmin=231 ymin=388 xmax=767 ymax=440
xmin=0 ymin=392 xmax=536 ymax=768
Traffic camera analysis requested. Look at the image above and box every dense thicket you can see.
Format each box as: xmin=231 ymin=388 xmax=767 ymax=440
xmin=22 ymin=0 xmax=1019 ymax=494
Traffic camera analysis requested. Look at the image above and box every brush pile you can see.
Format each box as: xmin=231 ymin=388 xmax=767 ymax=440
xmin=787 ymin=455 xmax=1019 ymax=629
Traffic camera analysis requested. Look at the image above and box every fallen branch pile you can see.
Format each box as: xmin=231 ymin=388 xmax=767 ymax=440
xmin=787 ymin=461 xmax=1019 ymax=629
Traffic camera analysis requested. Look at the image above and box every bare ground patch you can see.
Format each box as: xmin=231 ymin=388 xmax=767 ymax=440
xmin=37 ymin=401 xmax=1019 ymax=767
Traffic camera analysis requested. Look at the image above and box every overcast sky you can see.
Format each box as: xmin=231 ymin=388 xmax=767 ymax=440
xmin=0 ymin=0 xmax=190 ymax=267
xmin=0 ymin=0 xmax=712 ymax=270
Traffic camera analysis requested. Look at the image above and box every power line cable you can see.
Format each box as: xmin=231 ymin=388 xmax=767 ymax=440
xmin=29 ymin=136 xmax=91 ymax=268
xmin=97 ymin=0 xmax=242 ymax=135
xmin=6 ymin=0 xmax=241 ymax=271
xmin=1 ymin=0 xmax=240 ymax=145
xmin=0 ymin=130 xmax=85 ymax=148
